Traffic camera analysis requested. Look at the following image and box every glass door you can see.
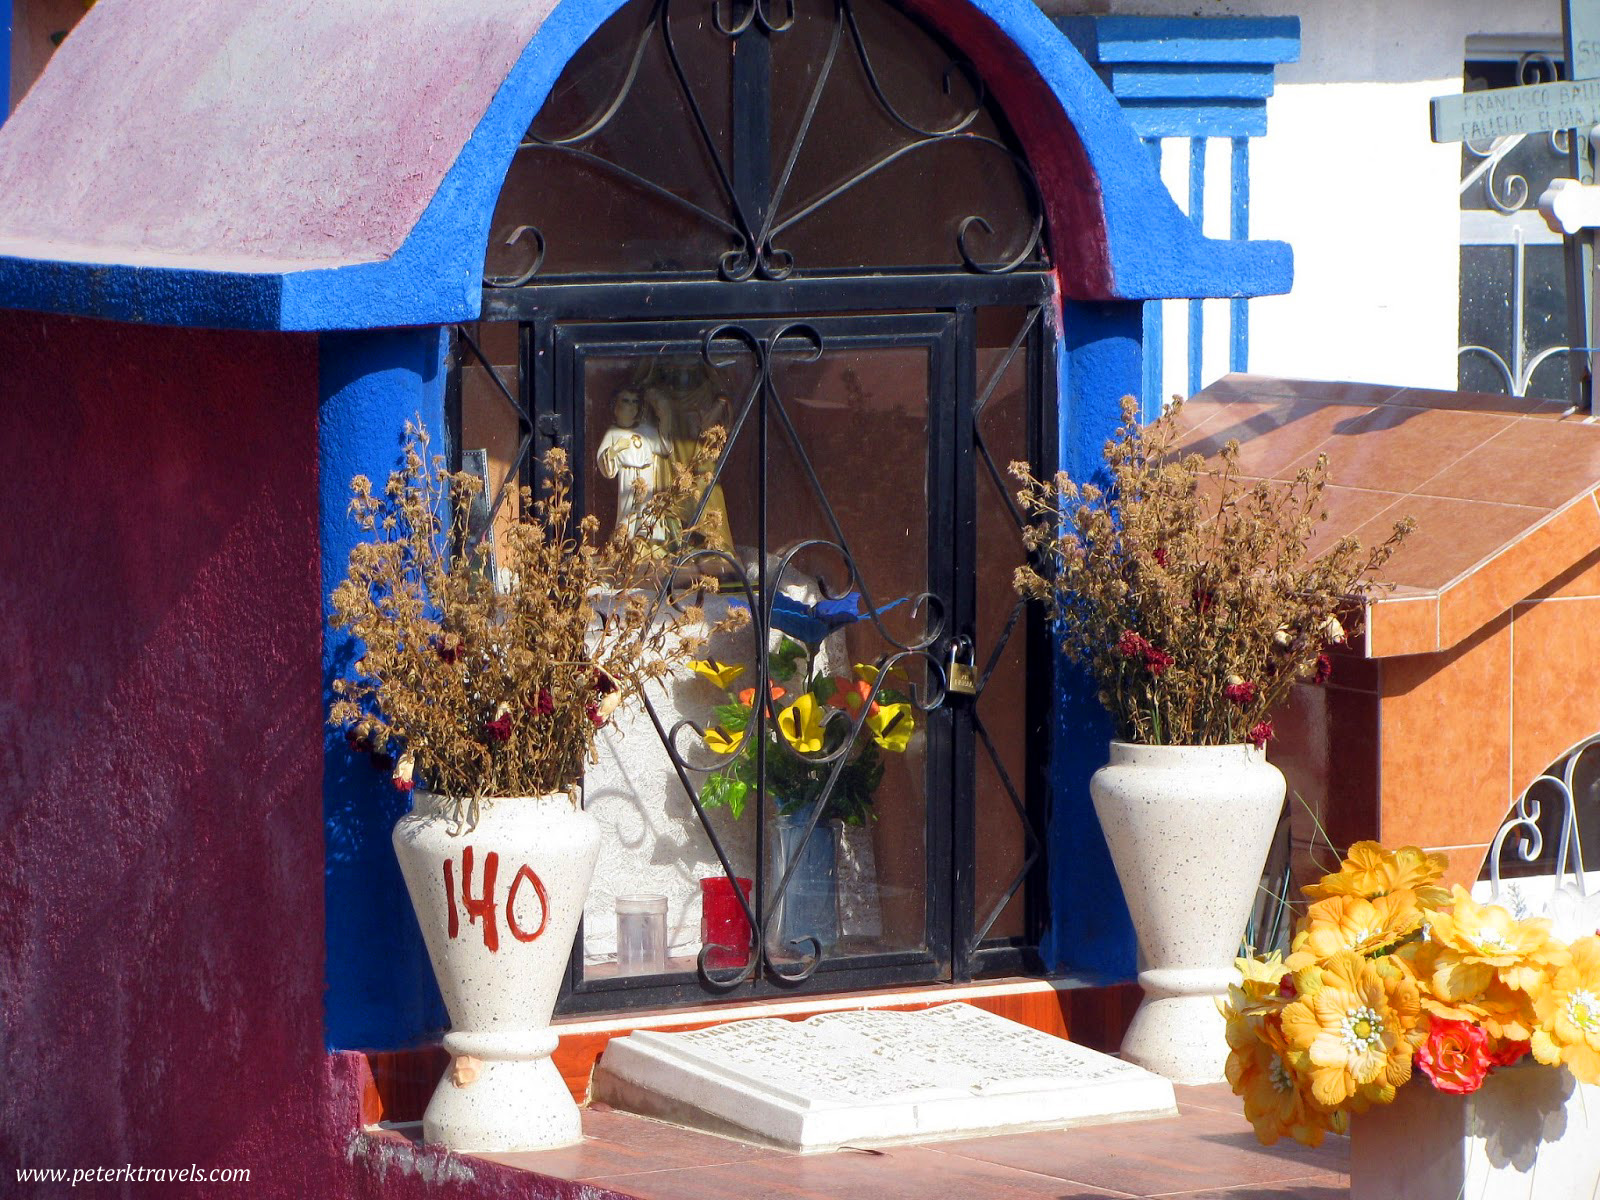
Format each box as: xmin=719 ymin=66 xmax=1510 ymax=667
xmin=551 ymin=313 xmax=958 ymax=1010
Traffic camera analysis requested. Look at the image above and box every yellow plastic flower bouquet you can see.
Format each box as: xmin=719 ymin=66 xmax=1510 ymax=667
xmin=1226 ymin=841 xmax=1600 ymax=1147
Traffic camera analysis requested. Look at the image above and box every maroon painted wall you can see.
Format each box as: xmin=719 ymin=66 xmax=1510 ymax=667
xmin=0 ymin=312 xmax=590 ymax=1198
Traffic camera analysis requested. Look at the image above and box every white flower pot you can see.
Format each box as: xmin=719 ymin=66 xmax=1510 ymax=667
xmin=1351 ymin=1064 xmax=1600 ymax=1199
xmin=393 ymin=791 xmax=600 ymax=1153
xmin=1090 ymin=741 xmax=1285 ymax=1084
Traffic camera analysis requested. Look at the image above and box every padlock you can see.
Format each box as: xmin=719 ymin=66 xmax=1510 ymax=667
xmin=946 ymin=638 xmax=978 ymax=697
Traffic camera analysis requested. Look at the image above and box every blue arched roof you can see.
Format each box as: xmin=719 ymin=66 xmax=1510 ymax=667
xmin=0 ymin=0 xmax=1289 ymax=331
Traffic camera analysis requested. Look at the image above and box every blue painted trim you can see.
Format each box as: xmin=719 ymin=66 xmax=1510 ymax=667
xmin=1141 ymin=138 xmax=1164 ymax=419
xmin=1041 ymin=299 xmax=1141 ymax=981
xmin=320 ymin=327 xmax=452 ymax=1051
xmin=1115 ymin=99 xmax=1267 ymax=140
xmin=1187 ymin=139 xmax=1204 ymax=399
xmin=1057 ymin=16 xmax=1301 ymax=67
xmin=0 ymin=0 xmax=1290 ymax=329
xmin=1103 ymin=64 xmax=1277 ymax=102
xmin=1230 ymin=137 xmax=1250 ymax=373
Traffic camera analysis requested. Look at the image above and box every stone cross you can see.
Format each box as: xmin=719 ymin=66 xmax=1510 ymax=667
xmin=1431 ymin=0 xmax=1600 ymax=410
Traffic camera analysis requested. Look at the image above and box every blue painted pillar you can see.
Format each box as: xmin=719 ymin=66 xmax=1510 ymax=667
xmin=320 ymin=327 xmax=451 ymax=1050
xmin=1041 ymin=298 xmax=1142 ymax=981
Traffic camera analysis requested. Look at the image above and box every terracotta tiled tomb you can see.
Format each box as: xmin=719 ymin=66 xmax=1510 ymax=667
xmin=1178 ymin=375 xmax=1600 ymax=889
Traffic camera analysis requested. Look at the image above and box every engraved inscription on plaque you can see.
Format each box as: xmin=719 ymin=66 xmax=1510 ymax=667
xmin=659 ymin=1005 xmax=1140 ymax=1105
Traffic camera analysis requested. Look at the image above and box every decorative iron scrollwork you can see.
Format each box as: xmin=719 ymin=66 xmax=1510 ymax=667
xmin=597 ymin=321 xmax=950 ymax=987
xmin=484 ymin=0 xmax=1044 ymax=287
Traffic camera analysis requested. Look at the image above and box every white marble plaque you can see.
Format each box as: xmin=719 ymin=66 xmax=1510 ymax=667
xmin=593 ymin=1002 xmax=1177 ymax=1152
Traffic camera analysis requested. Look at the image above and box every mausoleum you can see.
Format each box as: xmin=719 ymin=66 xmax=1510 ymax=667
xmin=0 ymin=0 xmax=1299 ymax=1191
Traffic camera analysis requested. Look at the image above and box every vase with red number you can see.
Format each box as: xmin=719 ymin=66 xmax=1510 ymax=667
xmin=392 ymin=791 xmax=600 ymax=1154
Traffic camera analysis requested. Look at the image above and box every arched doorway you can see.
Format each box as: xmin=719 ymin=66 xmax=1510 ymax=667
xmin=455 ymin=0 xmax=1055 ymax=1014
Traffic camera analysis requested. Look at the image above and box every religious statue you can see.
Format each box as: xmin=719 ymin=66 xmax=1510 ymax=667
xmin=596 ymin=389 xmax=672 ymax=546
xmin=637 ymin=359 xmax=736 ymax=556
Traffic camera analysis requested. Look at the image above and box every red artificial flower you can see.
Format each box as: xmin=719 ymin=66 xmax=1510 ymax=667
xmin=1486 ymin=1039 xmax=1530 ymax=1069
xmin=1417 ymin=1019 xmax=1493 ymax=1095
xmin=1116 ymin=630 xmax=1150 ymax=659
xmin=1313 ymin=653 xmax=1333 ymax=686
xmin=1224 ymin=680 xmax=1257 ymax=706
xmin=531 ymin=688 xmax=555 ymax=717
xmin=436 ymin=634 xmax=463 ymax=665
xmin=1248 ymin=720 xmax=1274 ymax=748
xmin=584 ymin=701 xmax=605 ymax=728
xmin=392 ymin=776 xmax=415 ymax=793
xmin=1144 ymin=645 xmax=1174 ymax=676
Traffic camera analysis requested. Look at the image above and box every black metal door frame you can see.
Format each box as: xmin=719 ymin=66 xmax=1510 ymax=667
xmin=455 ymin=270 xmax=1055 ymax=1013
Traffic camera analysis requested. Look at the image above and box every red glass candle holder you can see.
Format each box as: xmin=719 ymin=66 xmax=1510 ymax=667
xmin=700 ymin=876 xmax=753 ymax=969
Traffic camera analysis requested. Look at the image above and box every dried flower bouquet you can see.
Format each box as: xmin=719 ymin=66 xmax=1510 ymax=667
xmin=329 ymin=423 xmax=745 ymax=807
xmin=1012 ymin=397 xmax=1414 ymax=747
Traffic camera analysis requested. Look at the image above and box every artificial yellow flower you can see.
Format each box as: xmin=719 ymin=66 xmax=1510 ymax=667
xmin=1228 ymin=960 xmax=1292 ymax=1017
xmin=1286 ymin=891 xmax=1424 ymax=969
xmin=1426 ymin=885 xmax=1569 ymax=1000
xmin=1226 ymin=1013 xmax=1338 ymax=1147
xmin=1280 ymin=950 xmax=1422 ymax=1109
xmin=1530 ymin=935 xmax=1600 ymax=1085
xmin=1302 ymin=841 xmax=1449 ymax=904
xmin=865 ymin=702 xmax=914 ymax=753
xmin=778 ymin=693 xmax=825 ymax=754
xmin=688 ymin=659 xmax=746 ymax=690
xmin=703 ymin=726 xmax=744 ymax=755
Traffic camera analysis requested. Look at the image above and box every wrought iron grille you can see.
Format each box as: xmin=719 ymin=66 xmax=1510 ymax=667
xmin=1484 ymin=735 xmax=1597 ymax=906
xmin=451 ymin=0 xmax=1058 ymax=1012
xmin=1458 ymin=50 xmax=1573 ymax=401
xmin=482 ymin=0 xmax=1045 ymax=285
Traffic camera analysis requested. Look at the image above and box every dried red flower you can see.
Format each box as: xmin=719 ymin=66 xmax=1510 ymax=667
xmin=1116 ymin=630 xmax=1150 ymax=659
xmin=1313 ymin=653 xmax=1333 ymax=685
xmin=1248 ymin=720 xmax=1274 ymax=748
xmin=484 ymin=714 xmax=512 ymax=743
xmin=1153 ymin=546 xmax=1169 ymax=568
xmin=593 ymin=668 xmax=618 ymax=696
xmin=1224 ymin=680 xmax=1257 ymax=706
xmin=584 ymin=701 xmax=605 ymax=728
xmin=436 ymin=634 xmax=463 ymax=665
xmin=392 ymin=776 xmax=415 ymax=793
xmin=1417 ymin=1019 xmax=1493 ymax=1095
xmin=1143 ymin=646 xmax=1174 ymax=676
xmin=531 ymin=688 xmax=555 ymax=717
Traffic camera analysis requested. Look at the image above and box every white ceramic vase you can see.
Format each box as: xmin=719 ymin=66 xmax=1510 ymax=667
xmin=1089 ymin=741 xmax=1285 ymax=1084
xmin=393 ymin=791 xmax=601 ymax=1153
xmin=1351 ymin=1064 xmax=1600 ymax=1199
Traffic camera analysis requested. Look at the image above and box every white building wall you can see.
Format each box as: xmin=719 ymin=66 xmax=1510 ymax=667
xmin=1037 ymin=0 xmax=1562 ymax=394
